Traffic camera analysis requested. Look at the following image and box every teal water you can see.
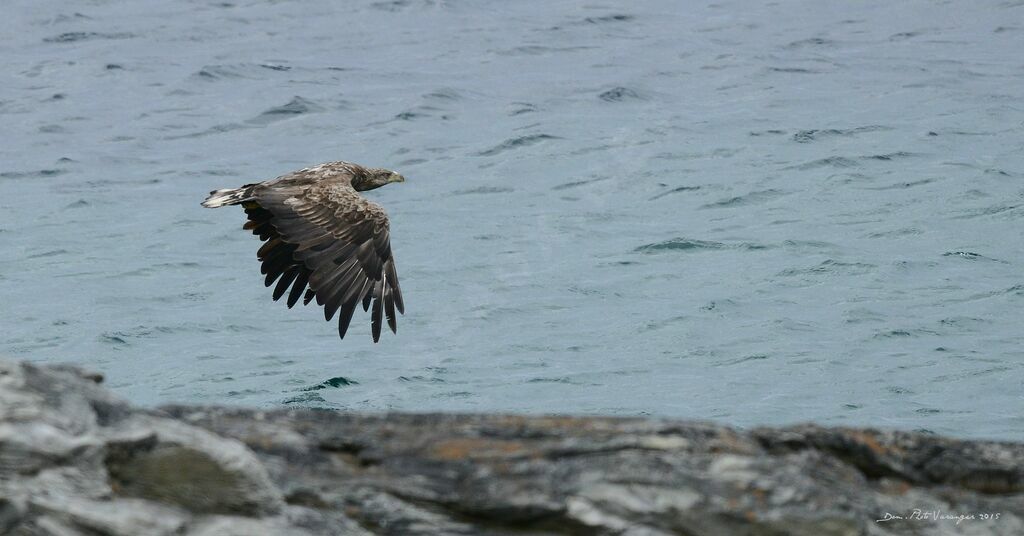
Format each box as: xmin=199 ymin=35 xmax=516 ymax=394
xmin=2 ymin=0 xmax=1023 ymax=439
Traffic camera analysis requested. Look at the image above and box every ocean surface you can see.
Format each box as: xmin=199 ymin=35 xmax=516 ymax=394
xmin=2 ymin=0 xmax=1022 ymax=440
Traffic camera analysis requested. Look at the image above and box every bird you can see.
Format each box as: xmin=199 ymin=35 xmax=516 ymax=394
xmin=202 ymin=161 xmax=405 ymax=342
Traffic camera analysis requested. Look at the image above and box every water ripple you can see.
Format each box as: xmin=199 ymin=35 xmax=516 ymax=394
xmin=635 ymin=238 xmax=767 ymax=253
xmin=792 ymin=126 xmax=891 ymax=143
xmin=43 ymin=32 xmax=134 ymax=43
xmin=701 ymin=189 xmax=786 ymax=209
xmin=598 ymin=87 xmax=643 ymax=102
xmin=475 ymin=134 xmax=561 ymax=156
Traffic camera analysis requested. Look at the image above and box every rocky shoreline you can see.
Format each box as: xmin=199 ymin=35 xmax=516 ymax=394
xmin=1 ymin=358 xmax=1021 ymax=535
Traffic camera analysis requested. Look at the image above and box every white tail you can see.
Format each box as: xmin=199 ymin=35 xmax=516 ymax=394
xmin=202 ymin=188 xmax=249 ymax=208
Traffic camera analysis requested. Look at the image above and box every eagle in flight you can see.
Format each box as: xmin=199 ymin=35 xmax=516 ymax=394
xmin=202 ymin=161 xmax=405 ymax=342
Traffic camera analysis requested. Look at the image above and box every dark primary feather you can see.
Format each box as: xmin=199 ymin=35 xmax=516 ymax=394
xmin=273 ymin=268 xmax=299 ymax=301
xmin=370 ymin=280 xmax=383 ymax=342
xmin=287 ymin=271 xmax=309 ymax=308
xmin=233 ymin=164 xmax=403 ymax=341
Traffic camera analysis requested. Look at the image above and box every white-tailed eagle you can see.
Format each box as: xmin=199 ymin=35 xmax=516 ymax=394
xmin=202 ymin=161 xmax=405 ymax=342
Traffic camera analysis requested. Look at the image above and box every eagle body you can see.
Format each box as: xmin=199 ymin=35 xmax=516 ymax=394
xmin=203 ymin=161 xmax=405 ymax=342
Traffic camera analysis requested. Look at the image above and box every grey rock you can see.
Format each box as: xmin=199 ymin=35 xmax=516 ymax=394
xmin=2 ymin=358 xmax=1022 ymax=536
xmin=103 ymin=415 xmax=283 ymax=515
xmin=26 ymin=496 xmax=188 ymax=536
xmin=0 ymin=498 xmax=23 ymax=534
xmin=185 ymin=515 xmax=313 ymax=536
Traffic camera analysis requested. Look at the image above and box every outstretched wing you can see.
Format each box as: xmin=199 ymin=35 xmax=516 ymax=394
xmin=244 ymin=181 xmax=404 ymax=342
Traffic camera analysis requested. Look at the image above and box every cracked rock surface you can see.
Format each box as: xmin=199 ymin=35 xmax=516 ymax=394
xmin=1 ymin=358 xmax=1021 ymax=535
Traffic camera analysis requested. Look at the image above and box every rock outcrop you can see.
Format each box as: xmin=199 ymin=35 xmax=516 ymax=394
xmin=1 ymin=359 xmax=1021 ymax=535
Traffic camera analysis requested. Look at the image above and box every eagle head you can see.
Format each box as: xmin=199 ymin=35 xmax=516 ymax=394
xmin=354 ymin=167 xmax=405 ymax=191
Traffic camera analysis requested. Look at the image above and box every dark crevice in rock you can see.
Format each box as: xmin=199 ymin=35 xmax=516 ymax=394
xmin=377 ymin=491 xmax=592 ymax=536
xmin=0 ymin=498 xmax=22 ymax=534
xmin=284 ymin=488 xmax=331 ymax=509
xmin=754 ymin=431 xmax=921 ymax=484
xmin=753 ymin=428 xmax=1024 ymax=495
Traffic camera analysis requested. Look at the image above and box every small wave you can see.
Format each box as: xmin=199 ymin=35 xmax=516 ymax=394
xmin=43 ymin=32 xmax=134 ymax=43
xmin=716 ymin=354 xmax=769 ymax=367
xmin=116 ymin=262 xmax=201 ymax=278
xmin=433 ymin=391 xmax=475 ymax=399
xmin=875 ymin=329 xmax=914 ymax=338
xmin=249 ymin=96 xmax=324 ymax=124
xmin=568 ymin=286 xmax=601 ymax=296
xmin=552 ymin=176 xmax=610 ymax=191
xmin=865 ymin=227 xmax=922 ymax=238
xmin=194 ymin=65 xmax=245 ymax=80
xmin=650 ymin=185 xmax=700 ymax=200
xmin=599 ymin=87 xmax=642 ymax=102
xmin=784 ymin=37 xmax=836 ymax=49
xmin=509 ymin=102 xmax=537 ymax=116
xmin=153 ymin=292 xmax=210 ymax=304
xmin=194 ymin=63 xmax=297 ymax=80
xmin=701 ymin=189 xmax=785 ymax=208
xmin=872 ymin=327 xmax=940 ymax=339
xmin=452 ymin=186 xmax=514 ymax=195
xmin=0 ymin=168 xmax=67 ymax=179
xmin=794 ymin=156 xmax=860 ymax=170
xmin=584 ymin=14 xmax=634 ymax=24
xmin=282 ymin=392 xmax=327 ymax=405
xmin=942 ymin=251 xmax=1007 ymax=263
xmin=394 ymin=110 xmax=429 ymax=121
xmin=944 ymin=251 xmax=983 ymax=260
xmin=844 ymin=308 xmax=884 ymax=325
xmin=635 ymin=238 xmax=725 ymax=253
xmin=397 ymin=375 xmax=445 ymax=383
xmin=424 ymin=88 xmax=463 ymax=101
xmin=166 ymin=123 xmax=246 ymax=140
xmin=889 ymin=31 xmax=923 ymax=41
xmin=777 ymin=259 xmax=876 ymax=277
xmin=475 ymin=134 xmax=560 ymax=156
xmin=34 ymin=13 xmax=91 ymax=25
xmin=100 ymin=324 xmax=218 ymax=344
xmin=301 ymin=376 xmax=359 ymax=391
xmin=781 ymin=239 xmax=840 ymax=251
xmin=937 ymin=316 xmax=989 ymax=332
xmin=637 ymin=239 xmax=764 ymax=256
xmin=767 ymin=67 xmax=820 ymax=74
xmin=527 ymin=377 xmax=583 ymax=384
xmin=99 ymin=334 xmax=129 ymax=346
xmin=864 ymin=178 xmax=935 ymax=190
xmin=792 ymin=125 xmax=890 ymax=143
xmin=26 ymin=249 xmax=68 ymax=259
xmin=946 ymin=284 xmax=1024 ymax=303
xmin=865 ymin=151 xmax=917 ymax=161
xmin=495 ymin=45 xmax=593 ymax=56
xmin=370 ymin=0 xmax=421 ymax=12
xmin=952 ymin=204 xmax=1022 ymax=220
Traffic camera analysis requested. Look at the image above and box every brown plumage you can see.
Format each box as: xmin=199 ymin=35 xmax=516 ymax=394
xmin=202 ymin=161 xmax=405 ymax=342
